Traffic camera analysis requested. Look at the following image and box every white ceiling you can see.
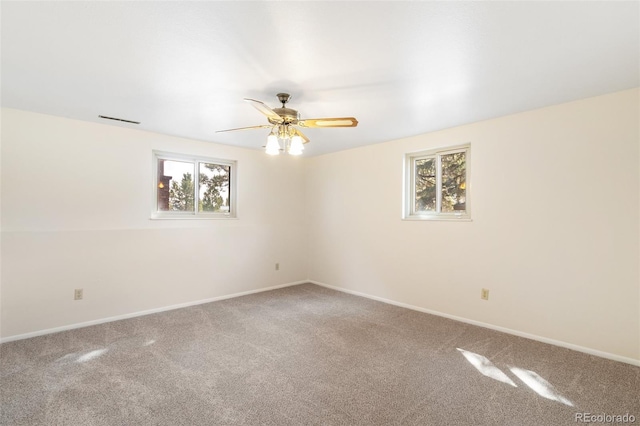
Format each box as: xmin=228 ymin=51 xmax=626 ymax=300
xmin=2 ymin=1 xmax=638 ymax=156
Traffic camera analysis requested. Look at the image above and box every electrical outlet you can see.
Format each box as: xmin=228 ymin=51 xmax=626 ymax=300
xmin=481 ymin=288 xmax=489 ymax=300
xmin=74 ymin=289 xmax=83 ymax=300
xmin=275 ymin=263 xmax=280 ymax=271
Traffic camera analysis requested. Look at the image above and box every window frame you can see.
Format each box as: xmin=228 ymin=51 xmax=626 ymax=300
xmin=403 ymin=143 xmax=471 ymax=221
xmin=151 ymin=150 xmax=237 ymax=220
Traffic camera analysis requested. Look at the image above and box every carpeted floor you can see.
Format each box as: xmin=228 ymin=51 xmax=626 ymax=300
xmin=1 ymin=283 xmax=638 ymax=425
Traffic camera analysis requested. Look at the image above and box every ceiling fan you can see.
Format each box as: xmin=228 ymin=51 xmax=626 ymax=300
xmin=216 ymin=93 xmax=358 ymax=155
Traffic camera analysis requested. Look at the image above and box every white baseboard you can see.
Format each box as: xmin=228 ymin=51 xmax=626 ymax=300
xmin=309 ymin=280 xmax=640 ymax=367
xmin=0 ymin=280 xmax=308 ymax=344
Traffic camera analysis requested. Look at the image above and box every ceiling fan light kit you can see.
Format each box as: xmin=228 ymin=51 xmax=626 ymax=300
xmin=217 ymin=93 xmax=358 ymax=156
xmin=265 ymin=126 xmax=304 ymax=156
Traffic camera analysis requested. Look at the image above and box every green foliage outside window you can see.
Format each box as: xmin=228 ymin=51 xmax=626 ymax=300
xmin=169 ymin=172 xmax=195 ymax=211
xmin=414 ymin=151 xmax=466 ymax=213
xmin=199 ymin=163 xmax=230 ymax=213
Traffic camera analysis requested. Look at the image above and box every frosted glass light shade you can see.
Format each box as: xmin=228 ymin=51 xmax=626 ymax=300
xmin=289 ymin=135 xmax=304 ymax=155
xmin=265 ymin=133 xmax=280 ymax=155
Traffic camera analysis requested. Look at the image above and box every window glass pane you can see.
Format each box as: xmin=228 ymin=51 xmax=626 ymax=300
xmin=157 ymin=159 xmax=195 ymax=212
xmin=415 ymin=157 xmax=436 ymax=212
xmin=441 ymin=152 xmax=466 ymax=213
xmin=199 ymin=162 xmax=230 ymax=213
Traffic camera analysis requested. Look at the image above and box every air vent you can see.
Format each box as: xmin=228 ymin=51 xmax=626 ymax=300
xmin=98 ymin=115 xmax=140 ymax=124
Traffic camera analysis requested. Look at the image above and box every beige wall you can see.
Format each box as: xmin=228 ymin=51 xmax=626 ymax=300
xmin=1 ymin=109 xmax=308 ymax=337
xmin=2 ymin=89 xmax=639 ymax=362
xmin=305 ymin=89 xmax=640 ymax=361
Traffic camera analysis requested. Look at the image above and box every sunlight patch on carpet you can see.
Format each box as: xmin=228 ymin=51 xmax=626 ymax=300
xmin=457 ymin=348 xmax=517 ymax=387
xmin=509 ymin=367 xmax=573 ymax=406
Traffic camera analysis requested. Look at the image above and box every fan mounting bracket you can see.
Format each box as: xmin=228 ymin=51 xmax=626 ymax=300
xmin=276 ymin=93 xmax=291 ymax=107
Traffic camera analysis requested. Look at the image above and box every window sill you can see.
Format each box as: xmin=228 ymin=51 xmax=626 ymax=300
xmin=150 ymin=215 xmax=238 ymax=220
xmin=402 ymin=215 xmax=472 ymax=222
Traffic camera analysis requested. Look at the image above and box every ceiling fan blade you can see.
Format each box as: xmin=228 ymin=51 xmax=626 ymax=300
xmin=216 ymin=124 xmax=273 ymax=133
xmin=293 ymin=128 xmax=310 ymax=144
xmin=297 ymin=117 xmax=358 ymax=128
xmin=244 ymin=98 xmax=284 ymax=124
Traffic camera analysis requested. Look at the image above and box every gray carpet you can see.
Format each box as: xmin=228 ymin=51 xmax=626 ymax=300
xmin=1 ymin=283 xmax=638 ymax=425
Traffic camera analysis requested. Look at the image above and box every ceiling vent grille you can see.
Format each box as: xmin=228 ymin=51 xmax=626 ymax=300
xmin=98 ymin=115 xmax=140 ymax=124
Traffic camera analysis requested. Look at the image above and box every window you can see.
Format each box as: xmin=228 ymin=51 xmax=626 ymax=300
xmin=404 ymin=144 xmax=470 ymax=220
xmin=152 ymin=151 xmax=236 ymax=218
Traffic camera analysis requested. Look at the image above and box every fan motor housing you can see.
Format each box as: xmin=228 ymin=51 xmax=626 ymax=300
xmin=271 ymin=107 xmax=299 ymax=125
